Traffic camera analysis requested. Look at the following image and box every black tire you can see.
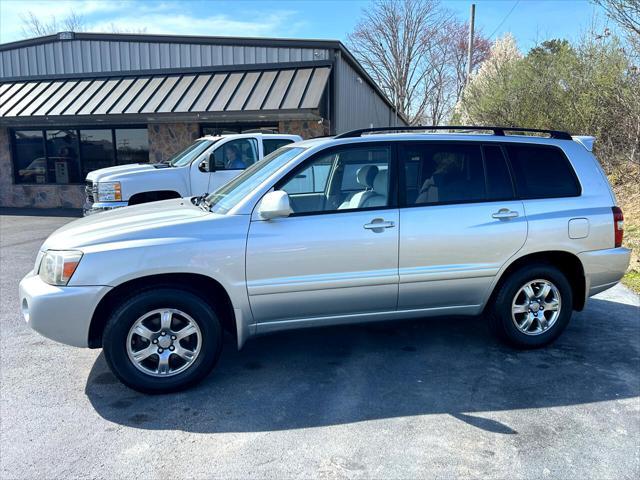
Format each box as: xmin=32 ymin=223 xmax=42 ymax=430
xmin=488 ymin=263 xmax=573 ymax=348
xmin=103 ymin=288 xmax=222 ymax=393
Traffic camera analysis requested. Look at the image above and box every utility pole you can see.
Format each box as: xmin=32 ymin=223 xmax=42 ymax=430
xmin=466 ymin=3 xmax=476 ymax=84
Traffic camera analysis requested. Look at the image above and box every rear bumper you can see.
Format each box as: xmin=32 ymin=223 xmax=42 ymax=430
xmin=83 ymin=200 xmax=128 ymax=216
xmin=19 ymin=272 xmax=111 ymax=347
xmin=579 ymin=247 xmax=631 ymax=298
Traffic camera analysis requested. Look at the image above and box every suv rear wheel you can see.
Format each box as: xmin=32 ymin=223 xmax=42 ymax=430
xmin=103 ymin=288 xmax=222 ymax=393
xmin=489 ymin=264 xmax=573 ymax=348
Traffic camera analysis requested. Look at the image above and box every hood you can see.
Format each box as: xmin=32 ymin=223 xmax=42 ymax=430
xmin=42 ymin=198 xmax=212 ymax=250
xmin=86 ymin=163 xmax=163 ymax=182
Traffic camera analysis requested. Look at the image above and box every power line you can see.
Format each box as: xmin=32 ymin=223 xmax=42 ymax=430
xmin=488 ymin=0 xmax=521 ymax=39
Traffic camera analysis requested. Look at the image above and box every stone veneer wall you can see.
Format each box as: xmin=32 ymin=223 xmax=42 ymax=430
xmin=0 ymin=127 xmax=85 ymax=209
xmin=148 ymin=123 xmax=200 ymax=163
xmin=279 ymin=119 xmax=331 ymax=139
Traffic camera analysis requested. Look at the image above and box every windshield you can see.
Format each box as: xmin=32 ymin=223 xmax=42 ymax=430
xmin=206 ymin=146 xmax=306 ymax=214
xmin=166 ymin=139 xmax=218 ymax=167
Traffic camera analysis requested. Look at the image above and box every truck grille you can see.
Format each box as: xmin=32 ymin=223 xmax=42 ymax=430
xmin=85 ymin=181 xmax=94 ymax=203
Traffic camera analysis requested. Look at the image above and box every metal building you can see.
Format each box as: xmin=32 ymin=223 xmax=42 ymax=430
xmin=0 ymin=32 xmax=402 ymax=209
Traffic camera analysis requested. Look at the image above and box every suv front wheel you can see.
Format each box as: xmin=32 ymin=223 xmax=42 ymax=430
xmin=489 ymin=264 xmax=573 ymax=348
xmin=103 ymin=288 xmax=222 ymax=393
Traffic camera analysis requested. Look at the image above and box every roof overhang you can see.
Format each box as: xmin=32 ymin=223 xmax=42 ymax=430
xmin=0 ymin=62 xmax=331 ymax=125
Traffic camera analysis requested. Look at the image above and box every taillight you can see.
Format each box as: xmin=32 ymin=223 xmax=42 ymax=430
xmin=612 ymin=206 xmax=624 ymax=248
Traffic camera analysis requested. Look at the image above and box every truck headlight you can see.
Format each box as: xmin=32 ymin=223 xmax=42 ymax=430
xmin=96 ymin=182 xmax=122 ymax=202
xmin=39 ymin=250 xmax=83 ymax=286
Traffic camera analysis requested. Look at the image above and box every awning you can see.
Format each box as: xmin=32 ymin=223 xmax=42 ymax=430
xmin=0 ymin=65 xmax=331 ymax=119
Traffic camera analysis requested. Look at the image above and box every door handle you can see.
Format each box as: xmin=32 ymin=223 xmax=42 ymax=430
xmin=492 ymin=208 xmax=519 ymax=220
xmin=364 ymin=218 xmax=395 ymax=231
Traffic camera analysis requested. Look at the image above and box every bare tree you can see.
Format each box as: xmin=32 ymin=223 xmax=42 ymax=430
xmin=594 ymin=0 xmax=640 ymax=36
xmin=21 ymin=10 xmax=85 ymax=37
xmin=422 ymin=21 xmax=491 ymax=124
xmin=20 ymin=10 xmax=147 ymax=38
xmin=348 ymin=0 xmax=448 ymax=124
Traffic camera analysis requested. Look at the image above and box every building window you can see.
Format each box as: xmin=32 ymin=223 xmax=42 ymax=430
xmin=115 ymin=128 xmax=149 ymax=165
xmin=46 ymin=129 xmax=81 ymax=183
xmin=79 ymin=129 xmax=114 ymax=178
xmin=13 ymin=130 xmax=46 ymax=184
xmin=11 ymin=127 xmax=149 ymax=184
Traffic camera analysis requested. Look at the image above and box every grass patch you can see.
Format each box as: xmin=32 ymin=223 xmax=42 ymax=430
xmin=622 ymin=270 xmax=640 ymax=293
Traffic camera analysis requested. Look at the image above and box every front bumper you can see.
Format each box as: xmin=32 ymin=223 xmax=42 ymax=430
xmin=19 ymin=271 xmax=112 ymax=347
xmin=83 ymin=200 xmax=128 ymax=216
xmin=579 ymin=247 xmax=632 ymax=298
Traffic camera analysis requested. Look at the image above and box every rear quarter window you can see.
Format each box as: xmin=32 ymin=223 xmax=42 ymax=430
xmin=506 ymin=144 xmax=581 ymax=199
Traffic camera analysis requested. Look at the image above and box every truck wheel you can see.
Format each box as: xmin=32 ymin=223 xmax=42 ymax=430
xmin=103 ymin=288 xmax=222 ymax=393
xmin=488 ymin=264 xmax=573 ymax=348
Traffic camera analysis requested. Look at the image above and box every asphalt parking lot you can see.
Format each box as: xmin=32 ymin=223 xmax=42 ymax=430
xmin=1 ymin=212 xmax=639 ymax=479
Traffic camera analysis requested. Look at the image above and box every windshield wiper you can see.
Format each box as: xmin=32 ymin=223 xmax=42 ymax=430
xmin=192 ymin=193 xmax=210 ymax=211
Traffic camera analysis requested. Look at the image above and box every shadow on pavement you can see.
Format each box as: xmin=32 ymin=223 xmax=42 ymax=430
xmin=86 ymin=297 xmax=640 ymax=433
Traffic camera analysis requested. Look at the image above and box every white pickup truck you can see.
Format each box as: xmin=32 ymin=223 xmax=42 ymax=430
xmin=83 ymin=133 xmax=301 ymax=215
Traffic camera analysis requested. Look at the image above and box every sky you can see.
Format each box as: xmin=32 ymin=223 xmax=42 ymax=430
xmin=0 ymin=0 xmax=615 ymax=52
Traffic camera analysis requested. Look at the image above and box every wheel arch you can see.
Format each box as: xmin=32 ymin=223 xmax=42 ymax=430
xmin=128 ymin=190 xmax=182 ymax=205
xmin=486 ymin=250 xmax=587 ymax=313
xmin=88 ymin=273 xmax=236 ymax=348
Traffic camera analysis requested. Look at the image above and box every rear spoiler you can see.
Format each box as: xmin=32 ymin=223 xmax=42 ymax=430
xmin=572 ymin=136 xmax=595 ymax=152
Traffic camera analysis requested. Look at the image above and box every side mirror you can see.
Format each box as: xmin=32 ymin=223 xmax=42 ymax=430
xmin=199 ymin=154 xmax=216 ymax=173
xmin=258 ymin=190 xmax=292 ymax=220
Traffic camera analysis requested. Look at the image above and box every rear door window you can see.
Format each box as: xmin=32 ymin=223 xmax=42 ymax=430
xmin=400 ymin=143 xmax=486 ymax=205
xmin=263 ymin=139 xmax=295 ymax=156
xmin=506 ymin=144 xmax=581 ymax=198
xmin=483 ymin=145 xmax=515 ymax=200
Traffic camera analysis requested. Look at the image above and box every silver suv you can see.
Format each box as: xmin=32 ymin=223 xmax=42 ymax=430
xmin=19 ymin=126 xmax=631 ymax=393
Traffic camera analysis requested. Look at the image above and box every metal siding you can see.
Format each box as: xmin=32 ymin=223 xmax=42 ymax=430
xmin=212 ymin=45 xmax=223 ymax=64
xmin=300 ymin=67 xmax=330 ymax=108
xmin=244 ymin=70 xmax=277 ymax=110
xmin=32 ymin=80 xmax=78 ymax=115
xmin=223 ymin=46 xmax=233 ymax=65
xmin=140 ymin=76 xmax=179 ymax=113
xmin=174 ymin=74 xmax=211 ymax=112
xmin=47 ymin=80 xmax=92 ymax=115
xmin=19 ymin=81 xmax=63 ymax=116
xmin=61 ymin=80 xmax=102 ymax=114
xmin=157 ymin=75 xmax=196 ymax=113
xmin=190 ymin=73 xmax=226 ymax=111
xmin=0 ymin=83 xmax=34 ymax=114
xmin=262 ymin=69 xmax=294 ymax=110
xmin=233 ymin=46 xmax=244 ymax=64
xmin=109 ymin=77 xmax=150 ymax=114
xmin=202 ymin=45 xmax=213 ymax=66
xmin=124 ymin=76 xmax=165 ymax=113
xmin=0 ymin=64 xmax=331 ymax=118
xmin=34 ymin=45 xmax=44 ymax=75
xmin=77 ymin=78 xmax=121 ymax=114
xmin=0 ymin=39 xmax=331 ymax=77
xmin=281 ymin=68 xmax=312 ymax=109
xmin=5 ymin=81 xmax=50 ymax=116
xmin=170 ymin=44 xmax=180 ymax=67
xmin=334 ymin=55 xmax=398 ymax=133
xmin=226 ymin=71 xmax=260 ymax=111
xmin=93 ymin=77 xmax=135 ymax=114
xmin=209 ymin=72 xmax=243 ymax=111
xmin=11 ymin=50 xmax=20 ymax=76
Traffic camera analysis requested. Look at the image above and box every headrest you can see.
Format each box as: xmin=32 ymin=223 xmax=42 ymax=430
xmin=373 ymin=169 xmax=388 ymax=194
xmin=356 ymin=165 xmax=378 ymax=188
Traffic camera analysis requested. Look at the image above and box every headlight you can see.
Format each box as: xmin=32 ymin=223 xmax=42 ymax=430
xmin=39 ymin=250 xmax=83 ymax=286
xmin=96 ymin=182 xmax=122 ymax=202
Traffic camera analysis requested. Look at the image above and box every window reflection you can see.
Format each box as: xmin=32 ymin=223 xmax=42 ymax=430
xmin=14 ymin=130 xmax=46 ymax=184
xmin=46 ymin=130 xmax=80 ymax=183
xmin=115 ymin=128 xmax=149 ymax=164
xmin=80 ymin=129 xmax=114 ymax=178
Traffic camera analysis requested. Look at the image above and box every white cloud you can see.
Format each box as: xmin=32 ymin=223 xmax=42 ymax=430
xmin=0 ymin=0 xmax=306 ymax=43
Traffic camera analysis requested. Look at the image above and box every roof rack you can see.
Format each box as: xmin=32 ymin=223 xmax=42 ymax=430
xmin=334 ymin=125 xmax=573 ymax=140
